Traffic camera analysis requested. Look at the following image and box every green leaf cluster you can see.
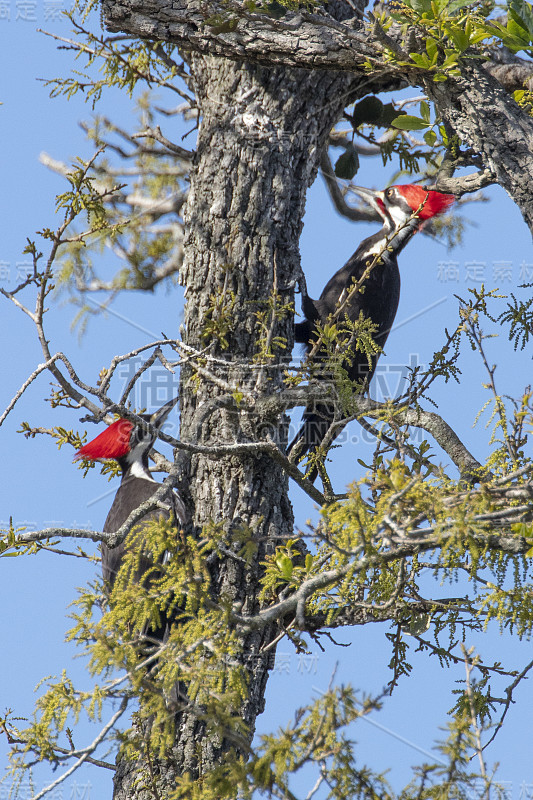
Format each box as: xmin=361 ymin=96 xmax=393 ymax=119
xmin=201 ymin=286 xmax=237 ymax=350
xmin=374 ymin=0 xmax=533 ymax=83
xmin=254 ymin=290 xmax=294 ymax=363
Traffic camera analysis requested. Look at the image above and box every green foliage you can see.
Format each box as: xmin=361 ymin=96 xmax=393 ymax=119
xmin=168 ymin=687 xmax=390 ymax=799
xmin=34 ymin=14 xmax=191 ymax=327
xmin=341 ymin=96 xmax=442 ymax=176
xmin=2 ymin=518 xmax=257 ymax=773
xmin=373 ymin=0 xmax=533 ymax=83
xmin=513 ymin=86 xmax=533 ymax=116
xmin=254 ymin=289 xmax=294 ymax=363
xmin=8 ymin=136 xmax=531 ymax=798
xmin=392 ymin=113 xmax=431 ymax=131
xmin=5 ymin=442 xmax=532 ymax=793
xmin=398 ymin=703 xmax=505 ymax=798
xmin=54 ymin=157 xmax=116 ymax=230
xmin=260 ymin=539 xmax=315 ymax=600
xmin=0 ymin=520 xmax=59 ymax=558
xmin=498 ymin=284 xmax=533 ymax=349
xmin=483 ymin=0 xmax=533 ymax=53
xmin=45 ymin=16 xmax=182 ymax=107
xmin=201 ymin=273 xmax=238 ymax=350
xmin=2 ymin=672 xmax=105 ymax=772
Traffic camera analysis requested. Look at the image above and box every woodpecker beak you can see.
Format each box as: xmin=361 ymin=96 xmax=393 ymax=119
xmin=149 ymin=394 xmax=179 ymax=428
xmin=350 ymin=186 xmax=387 ymax=219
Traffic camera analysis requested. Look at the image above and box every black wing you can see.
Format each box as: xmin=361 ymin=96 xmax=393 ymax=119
xmin=289 ymin=250 xmax=401 ymax=480
xmin=102 ymin=476 xmax=186 ymax=587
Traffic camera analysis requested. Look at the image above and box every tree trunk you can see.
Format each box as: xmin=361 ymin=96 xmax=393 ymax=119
xmin=426 ymin=62 xmax=533 ymax=232
xmin=102 ymin=0 xmax=533 ymax=234
xmin=111 ymin=47 xmax=365 ymax=799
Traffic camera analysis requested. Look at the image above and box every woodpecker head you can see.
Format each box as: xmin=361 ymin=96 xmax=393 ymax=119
xmin=74 ymin=395 xmax=178 ymax=480
xmin=351 ymin=184 xmax=455 ymax=231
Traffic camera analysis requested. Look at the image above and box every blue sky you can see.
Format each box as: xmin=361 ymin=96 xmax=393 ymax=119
xmin=2 ymin=7 xmax=533 ymax=799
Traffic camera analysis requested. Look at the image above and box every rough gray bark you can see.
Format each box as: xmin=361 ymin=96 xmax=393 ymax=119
xmin=110 ymin=37 xmax=371 ymax=800
xmin=426 ymin=61 xmax=533 ymax=232
xmin=485 ymin=46 xmax=533 ymax=91
xmin=101 ymin=0 xmax=533 ymax=233
xmin=175 ymin=49 xmax=357 ymax=776
xmin=101 ymin=0 xmax=373 ymax=69
xmin=96 ymin=1 xmax=533 ymax=795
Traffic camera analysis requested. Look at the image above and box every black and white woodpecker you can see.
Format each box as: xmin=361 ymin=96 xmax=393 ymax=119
xmin=288 ymin=183 xmax=455 ymax=481
xmin=75 ymin=396 xmax=186 ymax=609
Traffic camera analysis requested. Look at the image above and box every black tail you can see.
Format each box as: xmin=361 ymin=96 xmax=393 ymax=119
xmin=287 ymin=403 xmax=339 ymax=483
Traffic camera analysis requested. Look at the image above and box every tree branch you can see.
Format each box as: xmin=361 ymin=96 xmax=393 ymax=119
xmin=101 ymin=0 xmax=376 ymax=71
xmin=233 ymin=529 xmax=531 ymax=635
xmin=320 ymin=149 xmax=379 ymax=223
xmin=27 ymin=699 xmax=127 ymax=800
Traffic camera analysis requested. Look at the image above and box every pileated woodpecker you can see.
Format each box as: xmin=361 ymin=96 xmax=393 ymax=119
xmin=75 ymin=396 xmax=186 ymax=609
xmin=289 ymin=183 xmax=455 ymax=480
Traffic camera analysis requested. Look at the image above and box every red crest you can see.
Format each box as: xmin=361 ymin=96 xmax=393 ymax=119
xmin=395 ymin=185 xmax=455 ymax=220
xmin=74 ymin=419 xmax=134 ymax=461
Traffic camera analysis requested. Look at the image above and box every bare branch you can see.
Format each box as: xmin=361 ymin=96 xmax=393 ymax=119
xmin=320 ymin=148 xmax=378 ymax=223
xmin=0 ymin=356 xmax=63 ymax=428
xmin=131 ymin=125 xmax=193 ymax=159
xmin=27 ymin=699 xmax=127 ymax=800
xmin=256 ymin=385 xmax=484 ymax=481
xmin=434 ymin=169 xmax=496 ymax=195
xmin=482 ymin=656 xmax=533 ymax=750
xmin=462 ymin=646 xmax=490 ymax=790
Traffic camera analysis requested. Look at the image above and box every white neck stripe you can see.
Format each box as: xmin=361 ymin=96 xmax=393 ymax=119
xmin=129 ymin=461 xmax=155 ymax=481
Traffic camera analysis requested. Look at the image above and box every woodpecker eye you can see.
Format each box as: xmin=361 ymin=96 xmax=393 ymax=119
xmin=385 ymin=187 xmax=394 ymax=199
